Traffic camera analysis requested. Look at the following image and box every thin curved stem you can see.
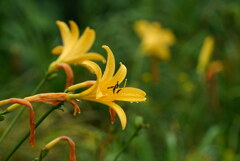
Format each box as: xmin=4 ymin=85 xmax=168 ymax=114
xmin=113 ymin=126 xmax=142 ymax=161
xmin=3 ymin=103 xmax=62 ymax=161
xmin=0 ymin=76 xmax=47 ymax=144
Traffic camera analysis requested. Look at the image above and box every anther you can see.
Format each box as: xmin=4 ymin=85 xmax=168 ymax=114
xmin=116 ymin=89 xmax=122 ymax=93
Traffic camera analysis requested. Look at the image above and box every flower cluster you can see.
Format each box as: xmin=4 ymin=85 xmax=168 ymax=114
xmin=0 ymin=20 xmax=146 ymax=150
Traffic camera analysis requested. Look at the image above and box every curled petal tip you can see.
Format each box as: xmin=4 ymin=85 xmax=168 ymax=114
xmin=56 ymin=20 xmax=63 ymax=25
xmin=52 ymin=46 xmax=63 ymax=54
xmin=86 ymin=27 xmax=95 ymax=33
xmin=102 ymin=59 xmax=106 ymax=63
xmin=102 ymin=45 xmax=110 ymax=50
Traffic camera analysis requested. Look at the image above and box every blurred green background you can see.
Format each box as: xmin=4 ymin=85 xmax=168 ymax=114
xmin=1 ymin=0 xmax=240 ymax=160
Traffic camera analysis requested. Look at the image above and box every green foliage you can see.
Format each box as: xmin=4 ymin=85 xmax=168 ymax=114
xmin=1 ymin=0 xmax=240 ymax=160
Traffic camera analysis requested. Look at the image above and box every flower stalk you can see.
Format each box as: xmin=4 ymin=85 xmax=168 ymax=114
xmin=0 ymin=98 xmax=35 ymax=146
xmin=0 ymin=74 xmax=48 ymax=144
xmin=3 ymin=104 xmax=62 ymax=161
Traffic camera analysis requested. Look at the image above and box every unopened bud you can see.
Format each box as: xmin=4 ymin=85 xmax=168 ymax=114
xmin=134 ymin=116 xmax=143 ymax=127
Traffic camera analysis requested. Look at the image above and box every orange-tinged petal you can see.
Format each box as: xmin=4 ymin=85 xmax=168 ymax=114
xmin=52 ymin=45 xmax=63 ymax=54
xmin=74 ymin=27 xmax=95 ymax=54
xmin=101 ymin=45 xmax=115 ymax=82
xmin=115 ymin=87 xmax=146 ymax=102
xmin=69 ymin=20 xmax=79 ymax=40
xmin=56 ymin=63 xmax=74 ymax=89
xmin=68 ymin=99 xmax=81 ymax=116
xmin=44 ymin=136 xmax=76 ymax=161
xmin=2 ymin=98 xmax=35 ymax=146
xmin=56 ymin=21 xmax=71 ymax=45
xmin=67 ymin=52 xmax=106 ymax=64
xmin=206 ymin=60 xmax=223 ymax=80
xmin=109 ymin=107 xmax=116 ymax=124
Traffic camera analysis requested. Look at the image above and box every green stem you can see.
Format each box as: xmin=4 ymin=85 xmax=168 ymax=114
xmin=33 ymin=148 xmax=49 ymax=161
xmin=3 ymin=104 xmax=62 ymax=161
xmin=0 ymin=75 xmax=47 ymax=144
xmin=113 ymin=126 xmax=142 ymax=161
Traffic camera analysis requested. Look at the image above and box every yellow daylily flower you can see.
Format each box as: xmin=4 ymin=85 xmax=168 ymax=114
xmin=196 ymin=36 xmax=214 ymax=74
xmin=68 ymin=45 xmax=146 ymax=129
xmin=134 ymin=20 xmax=175 ymax=61
xmin=48 ymin=20 xmax=105 ymax=73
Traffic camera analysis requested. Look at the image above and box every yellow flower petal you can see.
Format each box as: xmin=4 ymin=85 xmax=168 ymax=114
xmin=96 ymin=87 xmax=104 ymax=99
xmin=163 ymin=29 xmax=176 ymax=45
xmin=56 ymin=27 xmax=96 ymax=64
xmin=104 ymin=102 xmax=127 ymax=130
xmin=67 ymin=52 xmax=105 ymax=65
xmin=91 ymin=101 xmax=127 ymax=130
xmin=74 ymin=27 xmax=95 ymax=54
xmin=69 ymin=20 xmax=79 ymax=41
xmin=56 ymin=20 xmax=71 ymax=46
xmin=82 ymin=60 xmax=102 ymax=80
xmin=107 ymin=62 xmax=127 ymax=85
xmin=52 ymin=45 xmax=63 ymax=54
xmin=75 ymin=61 xmax=102 ymax=97
xmin=101 ymin=45 xmax=115 ymax=82
xmin=154 ymin=46 xmax=170 ymax=61
xmin=49 ymin=20 xmax=105 ymax=74
xmin=67 ymin=80 xmax=96 ymax=92
xmin=134 ymin=20 xmax=149 ymax=37
xmin=115 ymin=87 xmax=146 ymax=102
xmin=196 ymin=36 xmax=214 ymax=74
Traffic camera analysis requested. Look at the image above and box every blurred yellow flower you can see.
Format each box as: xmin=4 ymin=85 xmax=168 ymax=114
xmin=134 ymin=20 xmax=175 ymax=61
xmin=48 ymin=20 xmax=105 ymax=73
xmin=196 ymin=36 xmax=214 ymax=74
xmin=68 ymin=45 xmax=146 ymax=129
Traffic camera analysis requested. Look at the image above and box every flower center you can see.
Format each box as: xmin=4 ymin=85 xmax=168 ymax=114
xmin=107 ymin=81 xmax=122 ymax=94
